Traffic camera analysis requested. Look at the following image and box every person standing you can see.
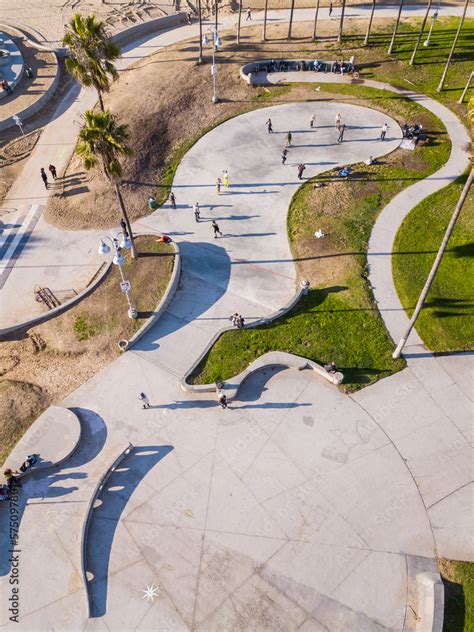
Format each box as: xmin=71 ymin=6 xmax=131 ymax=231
xmin=218 ymin=391 xmax=228 ymax=408
xmin=310 ymin=114 xmax=316 ymax=128
xmin=282 ymin=149 xmax=288 ymax=164
xmin=223 ymin=170 xmax=229 ymax=188
xmin=338 ymin=123 xmax=346 ymax=143
xmin=216 ymin=177 xmax=222 ymax=195
xmin=212 ymin=220 xmax=223 ymax=238
xmin=297 ymin=163 xmax=306 ymax=180
xmin=335 ymin=112 xmax=341 ymax=130
xmin=380 ymin=123 xmax=389 ymax=141
xmin=266 ymin=118 xmax=273 ymax=133
xmin=329 ymin=2 xmax=333 ymax=16
xmin=170 ymin=191 xmax=177 ymax=209
xmin=285 ymin=131 xmax=292 ymax=147
xmin=193 ymin=202 xmax=200 ymax=222
xmin=139 ymin=393 xmax=150 ymax=409
xmin=48 ymin=164 xmax=57 ymax=180
xmin=40 ymin=168 xmax=48 ymax=189
xmin=246 ymin=7 xmax=252 ymax=20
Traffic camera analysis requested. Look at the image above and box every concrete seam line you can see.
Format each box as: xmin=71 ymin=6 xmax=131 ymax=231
xmin=80 ymin=443 xmax=134 ymax=618
xmin=123 ymin=241 xmax=181 ymax=352
xmin=0 ymin=260 xmax=112 ymax=338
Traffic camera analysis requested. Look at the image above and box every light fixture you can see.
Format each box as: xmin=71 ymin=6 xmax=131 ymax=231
xmin=98 ymin=240 xmax=111 ymax=255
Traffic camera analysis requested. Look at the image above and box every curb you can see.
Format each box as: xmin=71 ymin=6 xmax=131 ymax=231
xmin=120 ymin=240 xmax=181 ymax=352
xmin=81 ymin=443 xmax=133 ymax=618
xmin=0 ymin=260 xmax=112 ymax=338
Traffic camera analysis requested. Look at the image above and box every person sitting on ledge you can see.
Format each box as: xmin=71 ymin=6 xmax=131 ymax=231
xmin=332 ymin=62 xmax=340 ymax=74
xmin=25 ymin=66 xmax=34 ymax=78
xmin=324 ymin=361 xmax=337 ymax=374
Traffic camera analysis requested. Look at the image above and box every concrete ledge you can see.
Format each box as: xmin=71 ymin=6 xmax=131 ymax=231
xmin=112 ymin=13 xmax=187 ymax=47
xmin=405 ymin=556 xmax=444 ymax=632
xmin=1 ymin=405 xmax=81 ymax=479
xmin=81 ymin=443 xmax=133 ymax=617
xmin=121 ymin=241 xmax=180 ymax=352
xmin=0 ymin=260 xmax=112 ymax=338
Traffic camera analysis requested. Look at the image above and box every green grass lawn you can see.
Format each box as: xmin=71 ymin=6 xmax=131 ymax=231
xmin=440 ymin=559 xmax=474 ymax=632
xmin=393 ymin=175 xmax=474 ymax=352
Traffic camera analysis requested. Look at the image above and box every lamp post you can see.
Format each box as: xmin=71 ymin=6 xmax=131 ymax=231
xmin=202 ymin=28 xmax=222 ymax=104
xmin=13 ymin=115 xmax=25 ymax=136
xmin=423 ymin=0 xmax=441 ymax=47
xmin=98 ymin=231 xmax=138 ymax=319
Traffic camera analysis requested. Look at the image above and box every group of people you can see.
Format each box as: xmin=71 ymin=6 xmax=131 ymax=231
xmin=1 ymin=455 xmax=39 ymax=501
xmin=402 ymin=122 xmax=423 ymax=142
xmin=229 ymin=312 xmax=245 ymax=328
xmin=331 ymin=56 xmax=357 ymax=76
xmin=40 ymin=164 xmax=58 ymax=189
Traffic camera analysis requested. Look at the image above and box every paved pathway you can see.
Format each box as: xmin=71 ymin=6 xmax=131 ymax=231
xmin=1 ymin=3 xmax=472 ymax=330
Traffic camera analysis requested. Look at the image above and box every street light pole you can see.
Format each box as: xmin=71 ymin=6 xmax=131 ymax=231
xmin=13 ymin=115 xmax=25 ymax=136
xmin=203 ymin=28 xmax=221 ymax=104
xmin=423 ymin=0 xmax=441 ymax=48
xmin=409 ymin=0 xmax=432 ymax=65
xmin=98 ymin=232 xmax=138 ymax=319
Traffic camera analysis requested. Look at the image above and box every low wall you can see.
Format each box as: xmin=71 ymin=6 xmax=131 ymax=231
xmin=112 ymin=12 xmax=186 ymax=47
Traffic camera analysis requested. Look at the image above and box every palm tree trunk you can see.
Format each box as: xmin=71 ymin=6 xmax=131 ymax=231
xmin=337 ymin=0 xmax=346 ymax=43
xmin=113 ymin=181 xmax=137 ymax=260
xmin=312 ymin=0 xmax=320 ymax=40
xmin=262 ymin=0 xmax=269 ymax=41
xmin=288 ymin=0 xmax=295 ymax=39
xmin=458 ymin=70 xmax=473 ymax=104
xmin=393 ymin=168 xmax=473 ymax=358
xmin=409 ymin=0 xmax=432 ymax=65
xmin=238 ymin=0 xmax=243 ymax=44
xmin=198 ymin=0 xmax=203 ymax=63
xmin=364 ymin=0 xmax=376 ymax=46
xmin=437 ymin=0 xmax=469 ymax=92
xmin=388 ymin=0 xmax=404 ymax=55
xmin=98 ymin=90 xmax=105 ymax=112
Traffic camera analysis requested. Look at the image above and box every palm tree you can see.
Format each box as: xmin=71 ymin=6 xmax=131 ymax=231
xmin=237 ymin=0 xmax=243 ymax=44
xmin=288 ymin=0 xmax=296 ymax=39
xmin=409 ymin=0 xmax=432 ymax=65
xmin=198 ymin=0 xmax=203 ymax=62
xmin=76 ymin=110 xmax=137 ymax=260
xmin=387 ymin=0 xmax=404 ymax=55
xmin=437 ymin=0 xmax=469 ymax=92
xmin=364 ymin=0 xmax=376 ymax=46
xmin=312 ymin=0 xmax=320 ymax=40
xmin=337 ymin=0 xmax=346 ymax=43
xmin=262 ymin=0 xmax=269 ymax=41
xmin=63 ymin=13 xmax=120 ymax=111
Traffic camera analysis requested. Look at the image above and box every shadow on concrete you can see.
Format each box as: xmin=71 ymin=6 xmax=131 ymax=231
xmin=86 ymin=445 xmax=173 ymax=618
xmin=0 ymin=408 xmax=107 ymax=576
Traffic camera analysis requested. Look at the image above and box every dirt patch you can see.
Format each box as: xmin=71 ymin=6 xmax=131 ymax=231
xmin=0 ymin=235 xmax=174 ymax=465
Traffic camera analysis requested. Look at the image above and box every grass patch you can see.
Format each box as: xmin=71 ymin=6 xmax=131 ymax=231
xmin=440 ymin=559 xmax=474 ymax=632
xmin=393 ymin=175 xmax=474 ymax=352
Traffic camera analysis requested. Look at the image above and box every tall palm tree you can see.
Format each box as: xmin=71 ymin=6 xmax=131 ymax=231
xmin=262 ymin=0 xmax=269 ymax=41
xmin=312 ymin=0 xmax=320 ymax=40
xmin=364 ymin=0 xmax=376 ymax=45
xmin=198 ymin=0 xmax=203 ymax=62
xmin=288 ymin=0 xmax=296 ymax=39
xmin=409 ymin=0 xmax=432 ymax=65
xmin=63 ymin=13 xmax=120 ymax=111
xmin=387 ymin=0 xmax=404 ymax=55
xmin=237 ymin=0 xmax=243 ymax=44
xmin=337 ymin=0 xmax=346 ymax=43
xmin=76 ymin=110 xmax=137 ymax=260
xmin=438 ymin=0 xmax=469 ymax=92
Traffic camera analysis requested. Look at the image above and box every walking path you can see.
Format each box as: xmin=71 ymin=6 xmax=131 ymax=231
xmin=0 ymin=3 xmax=472 ymax=330
xmin=0 ymin=7 xmax=472 ymax=631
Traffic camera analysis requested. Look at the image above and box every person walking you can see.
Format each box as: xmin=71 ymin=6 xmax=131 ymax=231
xmin=285 ymin=131 xmax=292 ymax=147
xmin=246 ymin=7 xmax=252 ymax=20
xmin=335 ymin=112 xmax=341 ymax=130
xmin=230 ymin=313 xmax=239 ymax=327
xmin=48 ymin=164 xmax=57 ymax=180
xmin=297 ymin=163 xmax=306 ymax=180
xmin=380 ymin=123 xmax=389 ymax=141
xmin=337 ymin=123 xmax=346 ymax=143
xmin=310 ymin=114 xmax=316 ymax=128
xmin=40 ymin=167 xmax=48 ymax=189
xmin=223 ymin=170 xmax=229 ymax=188
xmin=282 ymin=149 xmax=288 ymax=164
xmin=266 ymin=118 xmax=273 ymax=133
xmin=139 ymin=393 xmax=150 ymax=409
xmin=218 ymin=391 xmax=228 ymax=409
xmin=329 ymin=2 xmax=333 ymax=16
xmin=216 ymin=177 xmax=222 ymax=195
xmin=193 ymin=202 xmax=200 ymax=222
xmin=212 ymin=220 xmax=223 ymax=238
xmin=170 ymin=191 xmax=176 ymax=209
